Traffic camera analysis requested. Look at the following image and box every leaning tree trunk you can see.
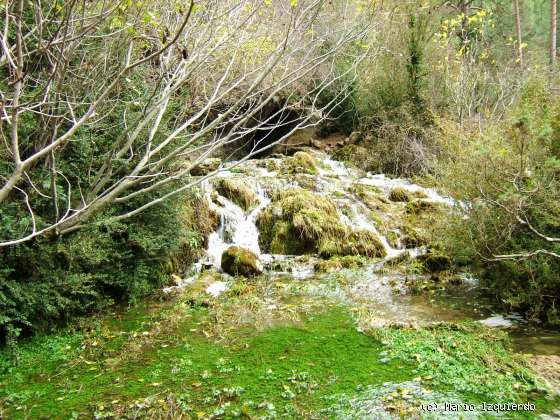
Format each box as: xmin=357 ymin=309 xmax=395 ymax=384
xmin=513 ymin=0 xmax=524 ymax=66
xmin=552 ymin=0 xmax=557 ymax=66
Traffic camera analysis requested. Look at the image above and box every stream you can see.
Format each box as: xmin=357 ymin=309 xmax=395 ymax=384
xmin=174 ymin=150 xmax=560 ymax=358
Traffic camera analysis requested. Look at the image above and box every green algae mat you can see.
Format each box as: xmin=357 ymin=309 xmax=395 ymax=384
xmin=0 ymin=287 xmax=557 ymax=419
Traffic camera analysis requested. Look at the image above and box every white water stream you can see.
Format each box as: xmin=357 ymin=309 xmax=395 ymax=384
xmin=204 ymin=184 xmax=270 ymax=270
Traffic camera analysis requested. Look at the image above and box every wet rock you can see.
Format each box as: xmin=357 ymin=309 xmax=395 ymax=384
xmin=190 ymin=158 xmax=222 ymax=176
xmin=221 ymin=246 xmax=263 ymax=277
xmin=388 ymin=187 xmax=412 ymax=202
xmin=257 ymin=189 xmax=386 ymax=258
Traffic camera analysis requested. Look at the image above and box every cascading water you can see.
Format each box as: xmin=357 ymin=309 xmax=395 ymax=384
xmin=204 ymin=184 xmax=270 ymax=270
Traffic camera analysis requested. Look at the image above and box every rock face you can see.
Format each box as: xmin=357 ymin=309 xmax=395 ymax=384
xmin=190 ymin=158 xmax=222 ymax=176
xmin=221 ymin=246 xmax=263 ymax=277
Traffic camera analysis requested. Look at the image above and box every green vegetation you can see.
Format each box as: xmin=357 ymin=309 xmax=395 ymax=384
xmin=1 ymin=0 xmax=560 ymax=416
xmin=0 ymin=193 xmax=214 ymax=344
xmin=369 ymin=323 xmax=546 ymax=401
xmin=0 ymin=304 xmax=412 ymax=418
xmin=436 ymin=79 xmax=560 ymax=324
xmin=0 ymin=288 xmax=556 ymax=418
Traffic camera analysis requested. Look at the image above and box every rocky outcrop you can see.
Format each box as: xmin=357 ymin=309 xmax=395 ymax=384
xmin=221 ymin=246 xmax=263 ymax=277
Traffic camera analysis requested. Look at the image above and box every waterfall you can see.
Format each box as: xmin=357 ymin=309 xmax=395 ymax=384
xmin=204 ymin=184 xmax=270 ymax=270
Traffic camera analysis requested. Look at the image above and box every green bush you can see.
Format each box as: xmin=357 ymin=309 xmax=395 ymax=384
xmin=436 ymin=77 xmax=560 ymax=324
xmin=0 ymin=193 xmax=210 ymax=344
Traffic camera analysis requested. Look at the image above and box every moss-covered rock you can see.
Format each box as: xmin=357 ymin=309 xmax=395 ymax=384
xmin=284 ymin=151 xmax=317 ymax=174
xmin=349 ymin=183 xmax=388 ymax=210
xmin=293 ymin=174 xmax=317 ymax=190
xmin=401 ymin=223 xmax=430 ymax=247
xmin=221 ymin=246 xmax=263 ymax=277
xmin=214 ymin=177 xmax=259 ymax=211
xmin=388 ymin=187 xmax=412 ymax=202
xmin=319 ymin=230 xmax=386 ymax=258
xmin=257 ymin=189 xmax=386 ymax=258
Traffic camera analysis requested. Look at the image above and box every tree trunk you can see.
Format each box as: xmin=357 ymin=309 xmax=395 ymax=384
xmin=513 ymin=0 xmax=524 ymax=66
xmin=552 ymin=0 xmax=557 ymax=66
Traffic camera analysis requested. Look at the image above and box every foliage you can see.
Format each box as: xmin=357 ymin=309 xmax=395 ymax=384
xmin=0 ymin=193 xmax=209 ymax=344
xmin=435 ymin=77 xmax=560 ymax=324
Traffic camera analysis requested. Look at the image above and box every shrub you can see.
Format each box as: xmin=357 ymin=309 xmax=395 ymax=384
xmin=0 ymin=192 xmax=212 ymax=344
xmin=435 ymin=77 xmax=560 ymax=324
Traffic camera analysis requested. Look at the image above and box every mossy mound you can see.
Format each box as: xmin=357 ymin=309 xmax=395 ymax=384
xmin=284 ymin=151 xmax=317 ymax=174
xmin=214 ymin=177 xmax=259 ymax=211
xmin=401 ymin=223 xmax=430 ymax=247
xmin=221 ymin=246 xmax=263 ymax=277
xmin=319 ymin=230 xmax=386 ymax=258
xmin=389 ymin=187 xmax=412 ymax=202
xmin=257 ymin=189 xmax=386 ymax=258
